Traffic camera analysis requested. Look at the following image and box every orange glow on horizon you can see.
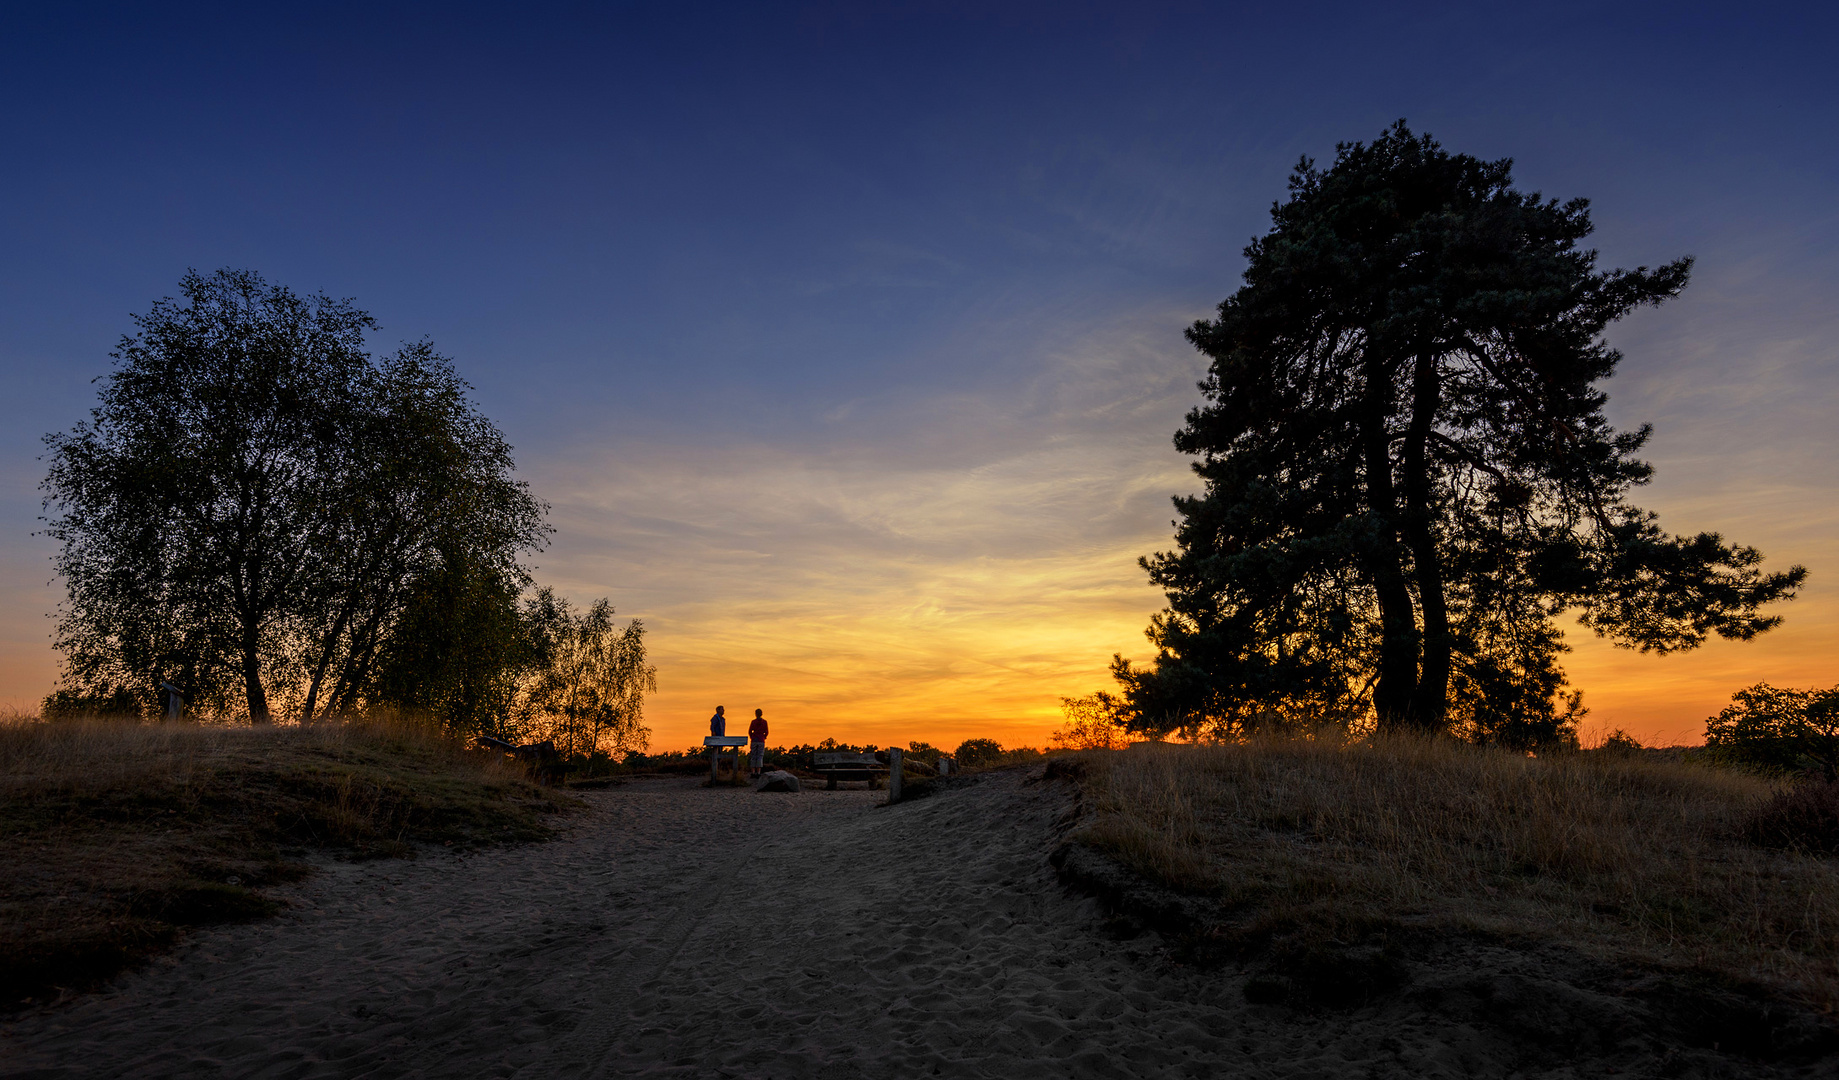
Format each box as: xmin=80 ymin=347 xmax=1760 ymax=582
xmin=3 ymin=307 xmax=1832 ymax=756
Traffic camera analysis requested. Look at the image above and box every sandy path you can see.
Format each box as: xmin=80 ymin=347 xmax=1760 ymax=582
xmin=3 ymin=769 xmax=1823 ymax=1078
xmin=2 ymin=770 xmax=1233 ymax=1079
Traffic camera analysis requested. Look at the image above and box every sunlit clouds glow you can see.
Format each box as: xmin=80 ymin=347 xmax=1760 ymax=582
xmin=533 ymin=311 xmax=1206 ymax=751
xmin=3 ymin=7 xmax=1835 ymax=751
xmin=538 ymin=266 xmax=1839 ymax=752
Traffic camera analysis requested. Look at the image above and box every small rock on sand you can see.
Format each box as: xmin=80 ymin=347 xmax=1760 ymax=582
xmin=755 ymin=770 xmax=800 ymax=792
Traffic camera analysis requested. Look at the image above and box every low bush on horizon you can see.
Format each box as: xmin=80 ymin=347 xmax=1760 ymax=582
xmin=0 ymin=710 xmax=573 ymax=1007
xmin=617 ymin=742 xmax=874 ymax=776
xmin=1052 ymin=692 xmax=1134 ymax=751
xmin=1705 ymin=682 xmax=1839 ymax=781
xmin=952 ymin=738 xmax=1046 ymax=770
xmin=611 ymin=736 xmax=1048 ymax=777
xmin=1063 ymin=735 xmax=1839 ymax=1006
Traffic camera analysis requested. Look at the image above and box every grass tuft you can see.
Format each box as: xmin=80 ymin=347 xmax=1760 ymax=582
xmin=1746 ymin=780 xmax=1839 ymax=855
xmin=1063 ymin=736 xmax=1839 ymax=1005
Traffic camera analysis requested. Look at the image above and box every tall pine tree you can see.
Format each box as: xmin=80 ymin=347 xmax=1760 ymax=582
xmin=1119 ymin=123 xmax=1805 ymax=747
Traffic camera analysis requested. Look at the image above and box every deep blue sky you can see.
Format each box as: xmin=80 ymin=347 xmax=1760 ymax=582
xmin=4 ymin=2 xmax=1835 ymax=743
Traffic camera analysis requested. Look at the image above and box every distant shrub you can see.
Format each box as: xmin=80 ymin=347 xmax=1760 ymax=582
xmin=904 ymin=741 xmax=943 ymax=766
xmin=1599 ymin=729 xmax=1644 ymax=755
xmin=1704 ymin=683 xmax=1839 ymax=780
xmin=41 ymin=685 xmax=142 ymax=720
xmin=954 ymin=738 xmax=1005 ymax=768
xmin=809 ymin=737 xmax=877 ymax=755
xmin=620 ymin=747 xmax=715 ymax=774
xmin=623 ymin=738 xmax=1033 ymax=775
xmin=568 ymin=749 xmax=624 ymax=778
xmin=1745 ymin=780 xmax=1839 ymax=855
xmin=1052 ymin=693 xmax=1132 ymax=751
xmin=952 ymin=738 xmax=1045 ymax=770
xmin=621 ymin=741 xmax=895 ymax=775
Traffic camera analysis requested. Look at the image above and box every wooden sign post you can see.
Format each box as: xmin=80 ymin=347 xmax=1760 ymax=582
xmin=704 ymin=736 xmax=749 ymax=786
xmin=887 ymin=747 xmax=903 ymax=804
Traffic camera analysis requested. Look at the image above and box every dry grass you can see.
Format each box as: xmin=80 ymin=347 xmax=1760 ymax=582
xmin=0 ymin=710 xmax=575 ymax=1007
xmin=1067 ymin=736 xmax=1839 ymax=1004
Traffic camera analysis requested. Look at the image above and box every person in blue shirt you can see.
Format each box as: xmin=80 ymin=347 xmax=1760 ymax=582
xmin=707 ymin=706 xmax=730 ymax=781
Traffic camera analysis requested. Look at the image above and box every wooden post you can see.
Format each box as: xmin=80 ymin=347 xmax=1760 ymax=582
xmin=160 ymin=681 xmax=183 ymax=722
xmin=888 ymin=747 xmax=903 ymax=804
xmin=709 ymin=746 xmax=719 ymax=785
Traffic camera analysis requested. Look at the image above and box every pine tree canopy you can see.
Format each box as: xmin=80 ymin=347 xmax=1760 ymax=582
xmin=1116 ymin=122 xmax=1806 ymax=747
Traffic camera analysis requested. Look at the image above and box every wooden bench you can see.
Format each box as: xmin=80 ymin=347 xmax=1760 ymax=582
xmin=811 ymin=751 xmax=889 ymax=790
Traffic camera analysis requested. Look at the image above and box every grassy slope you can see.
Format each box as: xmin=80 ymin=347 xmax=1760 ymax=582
xmin=1058 ymin=738 xmax=1839 ymax=1010
xmin=0 ymin=718 xmax=576 ymax=1007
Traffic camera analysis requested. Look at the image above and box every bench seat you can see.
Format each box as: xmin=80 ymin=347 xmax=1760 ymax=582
xmin=811 ymin=752 xmax=889 ymax=789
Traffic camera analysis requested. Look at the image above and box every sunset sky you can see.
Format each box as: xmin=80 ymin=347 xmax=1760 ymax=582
xmin=2 ymin=3 xmax=1834 ymax=750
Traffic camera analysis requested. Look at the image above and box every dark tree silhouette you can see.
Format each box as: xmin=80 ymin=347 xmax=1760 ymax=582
xmin=1118 ymin=123 xmax=1805 ymax=746
xmin=512 ymin=587 xmax=656 ymax=758
xmin=1705 ymin=684 xmax=1839 ymax=781
xmin=41 ymin=269 xmax=549 ymax=722
xmin=367 ymin=550 xmax=533 ymax=732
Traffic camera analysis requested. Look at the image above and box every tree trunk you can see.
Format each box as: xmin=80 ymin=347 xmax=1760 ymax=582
xmin=300 ymin=594 xmax=357 ymax=723
xmin=301 ymin=544 xmax=395 ymax=722
xmin=242 ymin=623 xmax=270 ymax=724
xmin=1362 ymin=353 xmax=1419 ymax=729
xmin=328 ymin=609 xmax=386 ymax=715
xmin=1402 ymin=352 xmax=1450 ymax=730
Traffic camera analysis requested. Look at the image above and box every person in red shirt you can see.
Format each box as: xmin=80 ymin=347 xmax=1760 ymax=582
xmin=748 ymin=709 xmax=769 ymax=778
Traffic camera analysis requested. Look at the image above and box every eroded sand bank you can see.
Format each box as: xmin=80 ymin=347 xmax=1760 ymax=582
xmin=3 ymin=769 xmax=1829 ymax=1078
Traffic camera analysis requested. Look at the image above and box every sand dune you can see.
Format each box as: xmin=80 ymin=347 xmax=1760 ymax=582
xmin=2 ymin=768 xmax=1829 ymax=1078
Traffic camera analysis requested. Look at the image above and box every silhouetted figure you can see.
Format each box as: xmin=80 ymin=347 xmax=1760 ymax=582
xmin=709 ymin=705 xmax=728 ymax=780
xmin=749 ymin=709 xmax=768 ymax=778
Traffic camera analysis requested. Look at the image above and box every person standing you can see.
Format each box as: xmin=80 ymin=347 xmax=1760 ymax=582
xmin=708 ymin=706 xmax=728 ymax=780
xmin=748 ymin=709 xmax=768 ymax=778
